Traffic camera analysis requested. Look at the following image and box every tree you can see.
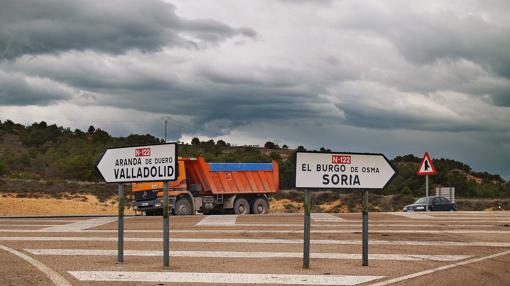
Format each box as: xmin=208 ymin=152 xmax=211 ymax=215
xmin=264 ymin=141 xmax=277 ymax=149
xmin=217 ymin=140 xmax=227 ymax=147
xmin=191 ymin=137 xmax=200 ymax=145
xmin=297 ymin=145 xmax=306 ymax=152
xmin=282 ymin=144 xmax=288 ymax=149
xmin=74 ymin=129 xmax=84 ymax=136
xmin=0 ymin=159 xmax=5 ymax=175
xmin=92 ymin=128 xmax=111 ymax=144
xmin=87 ymin=125 xmax=96 ymax=134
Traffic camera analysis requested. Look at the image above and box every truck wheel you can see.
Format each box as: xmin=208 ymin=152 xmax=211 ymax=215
xmin=251 ymin=198 xmax=269 ymax=214
xmin=174 ymin=198 xmax=193 ymax=216
xmin=234 ymin=198 xmax=250 ymax=215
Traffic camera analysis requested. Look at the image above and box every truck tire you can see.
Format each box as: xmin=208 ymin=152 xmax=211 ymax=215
xmin=174 ymin=198 xmax=193 ymax=216
xmin=234 ymin=198 xmax=250 ymax=215
xmin=251 ymin=198 xmax=269 ymax=214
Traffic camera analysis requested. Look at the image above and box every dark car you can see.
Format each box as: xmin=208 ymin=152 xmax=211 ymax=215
xmin=403 ymin=196 xmax=456 ymax=212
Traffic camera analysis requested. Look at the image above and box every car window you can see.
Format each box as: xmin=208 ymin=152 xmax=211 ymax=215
xmin=432 ymin=197 xmax=440 ymax=204
xmin=415 ymin=198 xmax=427 ymax=204
xmin=440 ymin=197 xmax=449 ymax=204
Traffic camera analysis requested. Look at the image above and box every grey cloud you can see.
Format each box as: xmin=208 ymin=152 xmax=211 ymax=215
xmin=337 ymin=4 xmax=510 ymax=79
xmin=327 ymin=80 xmax=510 ymax=132
xmin=0 ymin=0 xmax=255 ymax=59
xmin=0 ymin=71 xmax=70 ymax=105
xmin=96 ymin=84 xmax=332 ymax=138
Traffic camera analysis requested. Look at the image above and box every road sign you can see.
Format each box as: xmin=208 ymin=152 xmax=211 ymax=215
xmin=96 ymin=143 xmax=178 ymax=183
xmin=417 ymin=152 xmax=436 ymax=176
xmin=295 ymin=151 xmax=397 ymax=268
xmin=295 ymin=152 xmax=397 ymax=190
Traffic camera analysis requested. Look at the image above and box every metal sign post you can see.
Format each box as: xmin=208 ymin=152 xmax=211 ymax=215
xmin=295 ymin=151 xmax=397 ymax=268
xmin=163 ymin=181 xmax=170 ymax=267
xmin=425 ymin=175 xmax=429 ymax=212
xmin=117 ymin=184 xmax=124 ymax=263
xmin=362 ymin=190 xmax=368 ymax=266
xmin=303 ymin=189 xmax=311 ymax=269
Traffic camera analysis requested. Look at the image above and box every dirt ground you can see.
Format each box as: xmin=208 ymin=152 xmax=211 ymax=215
xmin=0 ymin=193 xmax=135 ymax=216
xmin=1 ymin=189 xmax=509 ymax=216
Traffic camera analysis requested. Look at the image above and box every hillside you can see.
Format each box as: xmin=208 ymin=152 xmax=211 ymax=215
xmin=0 ymin=119 xmax=509 ymax=199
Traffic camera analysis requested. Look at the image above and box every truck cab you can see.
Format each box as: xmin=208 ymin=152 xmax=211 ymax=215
xmin=132 ymin=158 xmax=191 ymax=215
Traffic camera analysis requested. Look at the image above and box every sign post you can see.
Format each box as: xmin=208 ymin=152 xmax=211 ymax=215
xmin=362 ymin=190 xmax=368 ymax=266
xmin=303 ymin=189 xmax=311 ymax=269
xmin=426 ymin=176 xmax=429 ymax=211
xmin=163 ymin=181 xmax=170 ymax=266
xmin=96 ymin=143 xmax=178 ymax=267
xmin=295 ymin=151 xmax=397 ymax=267
xmin=117 ymin=184 xmax=124 ymax=263
xmin=417 ymin=152 xmax=436 ymax=212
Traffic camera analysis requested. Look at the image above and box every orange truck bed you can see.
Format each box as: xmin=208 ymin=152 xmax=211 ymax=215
xmin=132 ymin=157 xmax=279 ymax=195
xmin=184 ymin=157 xmax=279 ymax=195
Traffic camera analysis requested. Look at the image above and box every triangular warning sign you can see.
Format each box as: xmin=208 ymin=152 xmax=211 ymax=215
xmin=417 ymin=152 xmax=436 ymax=176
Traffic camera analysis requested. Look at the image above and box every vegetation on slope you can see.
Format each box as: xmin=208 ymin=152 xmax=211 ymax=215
xmin=0 ymin=119 xmax=509 ymax=199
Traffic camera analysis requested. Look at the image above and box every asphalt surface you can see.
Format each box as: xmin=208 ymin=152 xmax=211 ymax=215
xmin=0 ymin=211 xmax=509 ymax=286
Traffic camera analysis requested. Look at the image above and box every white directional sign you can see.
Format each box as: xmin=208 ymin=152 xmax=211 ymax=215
xmin=295 ymin=152 xmax=397 ymax=189
xmin=96 ymin=143 xmax=177 ymax=183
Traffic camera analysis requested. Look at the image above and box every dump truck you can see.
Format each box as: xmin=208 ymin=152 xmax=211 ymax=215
xmin=132 ymin=157 xmax=279 ymax=215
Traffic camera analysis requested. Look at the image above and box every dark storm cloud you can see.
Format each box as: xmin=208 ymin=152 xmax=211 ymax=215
xmin=94 ymin=81 xmax=333 ymax=137
xmin=0 ymin=0 xmax=255 ymax=59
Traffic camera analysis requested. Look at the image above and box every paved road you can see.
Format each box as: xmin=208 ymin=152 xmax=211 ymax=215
xmin=0 ymin=211 xmax=509 ymax=285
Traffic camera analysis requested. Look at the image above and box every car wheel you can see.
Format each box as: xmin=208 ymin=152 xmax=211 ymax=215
xmin=251 ymin=198 xmax=269 ymax=214
xmin=234 ymin=198 xmax=250 ymax=215
xmin=174 ymin=198 xmax=193 ymax=216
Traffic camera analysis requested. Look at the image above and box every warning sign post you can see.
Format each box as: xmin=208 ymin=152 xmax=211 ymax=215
xmin=295 ymin=151 xmax=397 ymax=267
xmin=417 ymin=152 xmax=436 ymax=212
xmin=96 ymin=143 xmax=178 ymax=267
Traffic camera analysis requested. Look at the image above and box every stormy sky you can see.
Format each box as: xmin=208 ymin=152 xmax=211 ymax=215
xmin=1 ymin=0 xmax=509 ymax=179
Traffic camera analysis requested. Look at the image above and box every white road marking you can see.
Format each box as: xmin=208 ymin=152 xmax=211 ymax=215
xmin=195 ymin=215 xmax=238 ymax=226
xmin=0 ymin=224 xmax=58 ymax=227
xmin=430 ymin=213 xmax=510 ymax=217
xmin=395 ymin=217 xmax=510 ymax=221
xmin=312 ymin=213 xmax=345 ymax=222
xmin=343 ymin=220 xmax=510 ymax=223
xmin=0 ymin=244 xmax=72 ymax=286
xmin=391 ymin=213 xmax=437 ymax=219
xmin=0 ymin=219 xmax=80 ymax=223
xmin=41 ymin=217 xmax=117 ymax=231
xmin=3 ymin=236 xmax=510 ymax=247
xmin=368 ymin=250 xmax=510 ymax=286
xmin=25 ymin=248 xmax=470 ymax=261
xmin=1 ymin=228 xmax=509 ymax=234
xmin=203 ymin=223 xmax=497 ymax=228
xmin=6 ymin=222 xmax=499 ymax=228
xmin=68 ymin=271 xmax=384 ymax=285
